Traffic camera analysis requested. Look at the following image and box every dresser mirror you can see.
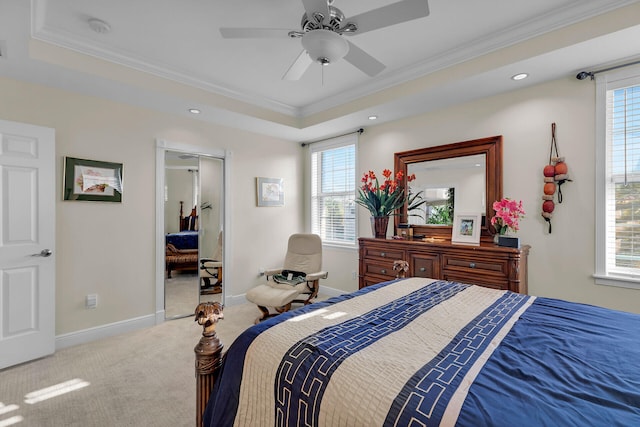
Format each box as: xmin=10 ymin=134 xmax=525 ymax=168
xmin=394 ymin=136 xmax=503 ymax=241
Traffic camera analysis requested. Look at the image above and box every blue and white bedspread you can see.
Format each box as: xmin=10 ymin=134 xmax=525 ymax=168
xmin=165 ymin=230 xmax=198 ymax=250
xmin=204 ymin=278 xmax=640 ymax=426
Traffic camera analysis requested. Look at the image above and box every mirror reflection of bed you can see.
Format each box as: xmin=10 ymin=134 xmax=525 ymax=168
xmin=164 ymin=151 xmax=223 ymax=319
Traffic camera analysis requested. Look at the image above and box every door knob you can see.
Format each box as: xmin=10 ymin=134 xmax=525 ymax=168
xmin=32 ymin=249 xmax=52 ymax=257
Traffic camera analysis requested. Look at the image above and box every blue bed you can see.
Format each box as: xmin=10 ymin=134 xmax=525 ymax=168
xmin=203 ymin=278 xmax=640 ymax=426
xmin=165 ymin=230 xmax=198 ymax=250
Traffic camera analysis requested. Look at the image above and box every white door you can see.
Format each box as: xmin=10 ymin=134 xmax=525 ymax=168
xmin=0 ymin=119 xmax=55 ymax=369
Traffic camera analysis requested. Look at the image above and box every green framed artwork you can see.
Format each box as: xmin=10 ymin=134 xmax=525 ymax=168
xmin=63 ymin=157 xmax=123 ymax=202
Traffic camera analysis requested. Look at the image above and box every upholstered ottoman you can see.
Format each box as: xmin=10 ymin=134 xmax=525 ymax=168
xmin=246 ymin=284 xmax=299 ymax=323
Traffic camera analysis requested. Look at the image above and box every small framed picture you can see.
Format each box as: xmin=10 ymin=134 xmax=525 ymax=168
xmin=451 ymin=212 xmax=482 ymax=245
xmin=63 ymin=157 xmax=123 ymax=202
xmin=256 ymin=177 xmax=284 ymax=207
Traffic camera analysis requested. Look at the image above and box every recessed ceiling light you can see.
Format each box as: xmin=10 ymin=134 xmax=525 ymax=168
xmin=368 ymin=115 xmax=378 ymax=120
xmin=188 ymin=108 xmax=201 ymax=114
xmin=511 ymin=73 xmax=529 ymax=81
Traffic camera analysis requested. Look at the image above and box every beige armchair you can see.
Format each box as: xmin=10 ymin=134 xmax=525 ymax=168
xmin=200 ymin=231 xmax=223 ymax=294
xmin=246 ymin=233 xmax=328 ymax=322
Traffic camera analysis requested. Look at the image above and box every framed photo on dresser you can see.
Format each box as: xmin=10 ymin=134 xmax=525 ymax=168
xmin=451 ymin=212 xmax=481 ymax=245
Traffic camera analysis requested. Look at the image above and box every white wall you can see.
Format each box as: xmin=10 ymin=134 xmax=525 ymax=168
xmin=0 ymin=76 xmax=304 ymax=336
xmin=331 ymin=76 xmax=639 ymax=313
xmin=165 ymin=169 xmax=194 ymax=234
xmin=2 ymin=69 xmax=638 ymax=342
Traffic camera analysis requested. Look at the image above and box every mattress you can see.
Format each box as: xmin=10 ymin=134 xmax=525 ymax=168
xmin=204 ymin=278 xmax=640 ymax=426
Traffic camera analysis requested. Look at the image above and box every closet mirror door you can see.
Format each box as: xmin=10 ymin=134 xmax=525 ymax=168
xmin=197 ymin=156 xmax=224 ymax=307
xmin=164 ymin=151 xmax=200 ymax=319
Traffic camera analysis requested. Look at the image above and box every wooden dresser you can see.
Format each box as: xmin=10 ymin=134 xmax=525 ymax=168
xmin=359 ymin=237 xmax=530 ymax=294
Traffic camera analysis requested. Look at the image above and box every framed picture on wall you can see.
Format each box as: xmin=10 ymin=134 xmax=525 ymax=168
xmin=256 ymin=177 xmax=284 ymax=207
xmin=451 ymin=212 xmax=481 ymax=245
xmin=63 ymin=157 xmax=123 ymax=202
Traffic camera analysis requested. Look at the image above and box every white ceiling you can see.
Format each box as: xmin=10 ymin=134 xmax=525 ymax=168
xmin=1 ymin=0 xmax=640 ymax=142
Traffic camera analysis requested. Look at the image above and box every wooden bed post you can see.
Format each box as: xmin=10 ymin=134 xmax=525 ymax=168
xmin=194 ymin=302 xmax=224 ymax=427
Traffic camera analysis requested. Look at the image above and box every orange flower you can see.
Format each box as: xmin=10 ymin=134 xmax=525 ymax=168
xmin=356 ymin=169 xmax=410 ymax=217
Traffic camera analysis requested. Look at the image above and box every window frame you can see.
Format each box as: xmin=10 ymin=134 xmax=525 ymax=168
xmin=594 ymin=65 xmax=640 ymax=289
xmin=308 ymin=134 xmax=358 ymax=248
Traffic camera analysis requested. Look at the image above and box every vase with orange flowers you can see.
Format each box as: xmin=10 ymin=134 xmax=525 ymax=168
xmin=356 ymin=169 xmax=416 ymax=238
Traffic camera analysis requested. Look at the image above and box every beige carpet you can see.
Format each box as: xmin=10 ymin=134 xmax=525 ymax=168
xmin=165 ymin=272 xmax=222 ymax=319
xmin=0 ymin=302 xmax=259 ymax=427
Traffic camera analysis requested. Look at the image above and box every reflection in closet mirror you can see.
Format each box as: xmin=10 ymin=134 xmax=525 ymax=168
xmin=163 ymin=151 xmax=224 ymax=319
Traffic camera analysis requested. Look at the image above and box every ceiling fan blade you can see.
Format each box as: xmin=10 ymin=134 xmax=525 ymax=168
xmin=282 ymin=50 xmax=313 ymax=80
xmin=301 ymin=0 xmax=331 ymax=24
xmin=346 ymin=0 xmax=430 ymax=35
xmin=343 ymin=41 xmax=385 ymax=77
xmin=220 ymin=28 xmax=291 ymax=38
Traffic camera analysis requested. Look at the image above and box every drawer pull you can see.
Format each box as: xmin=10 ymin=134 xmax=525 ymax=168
xmin=380 ymin=252 xmax=386 ymax=257
xmin=419 ymin=267 xmax=426 ymax=272
xmin=381 ymin=269 xmax=387 ymax=274
xmin=469 ymin=262 xmax=476 ymax=268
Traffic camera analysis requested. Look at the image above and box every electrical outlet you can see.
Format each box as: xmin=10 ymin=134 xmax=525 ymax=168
xmin=352 ymin=271 xmax=357 ymax=280
xmin=259 ymin=267 xmax=265 ymax=276
xmin=86 ymin=294 xmax=98 ymax=309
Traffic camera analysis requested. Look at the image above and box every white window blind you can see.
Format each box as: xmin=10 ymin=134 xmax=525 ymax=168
xmin=596 ymin=67 xmax=640 ymax=287
xmin=310 ymin=135 xmax=357 ymax=245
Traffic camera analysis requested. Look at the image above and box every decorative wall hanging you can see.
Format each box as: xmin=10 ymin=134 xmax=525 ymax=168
xmin=541 ymin=123 xmax=572 ymax=233
xmin=63 ymin=157 xmax=123 ymax=202
xmin=256 ymin=177 xmax=284 ymax=207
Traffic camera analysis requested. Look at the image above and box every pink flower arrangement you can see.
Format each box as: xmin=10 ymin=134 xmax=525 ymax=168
xmin=491 ymin=198 xmax=525 ymax=235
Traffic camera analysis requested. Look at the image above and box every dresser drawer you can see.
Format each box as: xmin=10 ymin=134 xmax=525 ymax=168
xmin=441 ymin=254 xmax=508 ymax=278
xmin=363 ymin=246 xmax=404 ymax=261
xmin=362 ymin=275 xmax=393 ymax=288
xmin=409 ymin=253 xmax=440 ymax=278
xmin=441 ymin=271 xmax=508 ymax=290
xmin=363 ymin=260 xmax=397 ymax=280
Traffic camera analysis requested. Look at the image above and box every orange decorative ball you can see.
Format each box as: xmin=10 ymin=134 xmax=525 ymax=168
xmin=543 ymin=164 xmax=555 ymax=177
xmin=544 ymin=182 xmax=556 ymax=195
xmin=542 ymin=200 xmax=555 ymax=213
xmin=554 ymin=161 xmax=568 ymax=175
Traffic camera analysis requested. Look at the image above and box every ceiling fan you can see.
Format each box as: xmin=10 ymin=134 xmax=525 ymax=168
xmin=220 ymin=0 xmax=430 ymax=80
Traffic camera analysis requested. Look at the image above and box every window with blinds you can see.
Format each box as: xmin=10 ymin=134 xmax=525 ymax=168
xmin=310 ymin=135 xmax=357 ymax=245
xmin=596 ymin=67 xmax=640 ymax=287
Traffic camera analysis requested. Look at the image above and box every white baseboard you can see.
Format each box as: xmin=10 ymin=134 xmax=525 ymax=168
xmin=55 ymin=314 xmax=156 ymax=350
xmin=318 ymin=285 xmax=347 ymax=298
xmin=56 ymin=287 xmax=347 ymax=350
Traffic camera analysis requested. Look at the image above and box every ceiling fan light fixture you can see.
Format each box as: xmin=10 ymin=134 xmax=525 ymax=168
xmin=301 ymin=29 xmax=349 ymax=65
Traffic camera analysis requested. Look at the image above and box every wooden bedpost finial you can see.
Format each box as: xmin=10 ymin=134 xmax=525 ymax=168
xmin=195 ymin=301 xmax=224 ymax=336
xmin=194 ymin=301 xmax=224 ymax=370
xmin=194 ymin=301 xmax=224 ymax=427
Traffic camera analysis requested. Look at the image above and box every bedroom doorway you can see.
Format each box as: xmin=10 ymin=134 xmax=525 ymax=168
xmin=156 ymin=140 xmax=229 ymax=322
